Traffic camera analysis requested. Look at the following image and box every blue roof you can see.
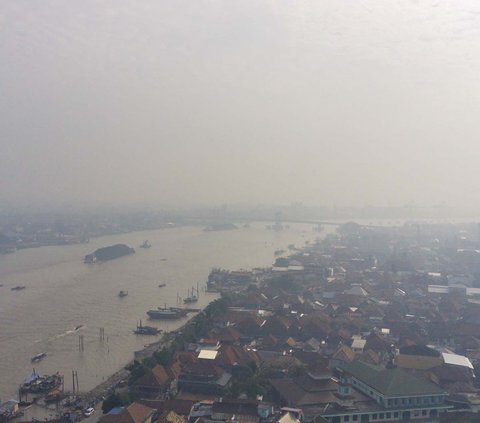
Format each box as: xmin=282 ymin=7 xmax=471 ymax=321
xmin=23 ymin=371 xmax=40 ymax=384
xmin=108 ymin=406 xmax=125 ymax=415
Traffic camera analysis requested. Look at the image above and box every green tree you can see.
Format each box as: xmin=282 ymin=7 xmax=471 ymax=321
xmin=154 ymin=347 xmax=172 ymax=366
xmin=125 ymin=360 xmax=147 ymax=382
xmin=102 ymin=393 xmax=123 ymax=414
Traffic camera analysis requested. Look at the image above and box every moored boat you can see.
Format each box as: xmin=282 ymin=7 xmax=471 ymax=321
xmin=183 ymin=285 xmax=199 ymax=303
xmin=20 ymin=371 xmax=63 ymax=394
xmin=134 ymin=321 xmax=160 ymax=335
xmin=147 ymin=306 xmax=189 ymax=320
xmin=44 ymin=388 xmax=63 ymax=403
xmin=183 ymin=295 xmax=198 ymax=304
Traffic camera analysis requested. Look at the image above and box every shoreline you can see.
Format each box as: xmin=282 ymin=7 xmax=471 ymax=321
xmin=5 ymin=224 xmax=316 ymax=420
xmin=79 ymin=313 xmax=198 ymax=404
xmin=12 ymin=311 xmax=209 ymax=422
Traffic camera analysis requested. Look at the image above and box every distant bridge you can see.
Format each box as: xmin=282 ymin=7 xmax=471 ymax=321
xmin=187 ymin=216 xmax=385 ymax=229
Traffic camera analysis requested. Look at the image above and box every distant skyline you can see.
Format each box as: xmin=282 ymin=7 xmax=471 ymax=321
xmin=2 ymin=1 xmax=480 ymax=209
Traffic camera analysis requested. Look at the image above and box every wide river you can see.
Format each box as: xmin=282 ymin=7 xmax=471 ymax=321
xmin=0 ymin=222 xmax=327 ymax=403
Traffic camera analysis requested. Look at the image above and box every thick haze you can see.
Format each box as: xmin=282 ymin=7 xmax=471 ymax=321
xmin=1 ymin=1 xmax=480 ymax=209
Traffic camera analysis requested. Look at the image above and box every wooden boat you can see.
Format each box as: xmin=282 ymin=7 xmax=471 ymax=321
xmin=134 ymin=321 xmax=160 ymax=335
xmin=31 ymin=352 xmax=47 ymax=363
xmin=44 ymin=388 xmax=63 ymax=403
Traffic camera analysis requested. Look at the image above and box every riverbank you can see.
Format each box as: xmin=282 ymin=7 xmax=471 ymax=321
xmin=79 ymin=313 xmax=198 ymax=404
xmin=2 ymin=222 xmax=320 ymax=419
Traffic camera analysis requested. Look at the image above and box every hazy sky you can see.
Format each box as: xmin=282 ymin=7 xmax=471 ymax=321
xmin=1 ymin=1 xmax=480 ymax=209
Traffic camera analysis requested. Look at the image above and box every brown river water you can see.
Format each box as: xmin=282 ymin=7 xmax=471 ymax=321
xmin=0 ymin=223 xmax=328 ymax=407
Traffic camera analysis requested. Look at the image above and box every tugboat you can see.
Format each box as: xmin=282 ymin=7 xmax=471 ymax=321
xmin=134 ymin=321 xmax=161 ymax=335
xmin=118 ymin=290 xmax=128 ymax=298
xmin=140 ymin=240 xmax=151 ymax=248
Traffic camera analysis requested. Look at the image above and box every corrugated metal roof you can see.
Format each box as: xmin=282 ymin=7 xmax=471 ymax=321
xmin=198 ymin=349 xmax=218 ymax=360
xmin=339 ymin=361 xmax=446 ymax=397
xmin=351 ymin=339 xmax=366 ymax=349
xmin=442 ymin=353 xmax=474 ymax=369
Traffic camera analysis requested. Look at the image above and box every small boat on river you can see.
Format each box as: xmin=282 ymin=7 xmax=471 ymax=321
xmin=140 ymin=240 xmax=151 ymax=248
xmin=31 ymin=352 xmax=47 ymax=363
xmin=158 ymin=283 xmax=166 ymax=288
xmin=11 ymin=286 xmax=26 ymax=291
xmin=118 ymin=290 xmax=128 ymax=297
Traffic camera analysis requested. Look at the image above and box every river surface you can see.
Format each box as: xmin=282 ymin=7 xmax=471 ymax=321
xmin=0 ymin=222 xmax=328 ymax=404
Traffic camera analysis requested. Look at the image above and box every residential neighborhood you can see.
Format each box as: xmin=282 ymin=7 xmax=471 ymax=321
xmin=92 ymin=221 xmax=480 ymax=423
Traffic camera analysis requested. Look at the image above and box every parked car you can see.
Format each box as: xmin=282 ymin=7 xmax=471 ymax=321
xmin=84 ymin=407 xmax=95 ymax=417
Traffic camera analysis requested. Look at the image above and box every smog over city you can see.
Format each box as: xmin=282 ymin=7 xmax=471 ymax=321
xmin=1 ymin=1 xmax=480 ymax=212
xmin=2 ymin=2 xmax=480 ymax=423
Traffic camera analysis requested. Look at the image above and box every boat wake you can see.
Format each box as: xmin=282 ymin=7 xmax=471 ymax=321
xmin=33 ymin=325 xmax=85 ymax=345
xmin=58 ymin=325 xmax=84 ymax=338
xmin=56 ymin=325 xmax=85 ymax=339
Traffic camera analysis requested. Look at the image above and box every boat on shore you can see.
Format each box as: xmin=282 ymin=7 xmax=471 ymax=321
xmin=118 ymin=290 xmax=128 ymax=297
xmin=31 ymin=352 xmax=47 ymax=363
